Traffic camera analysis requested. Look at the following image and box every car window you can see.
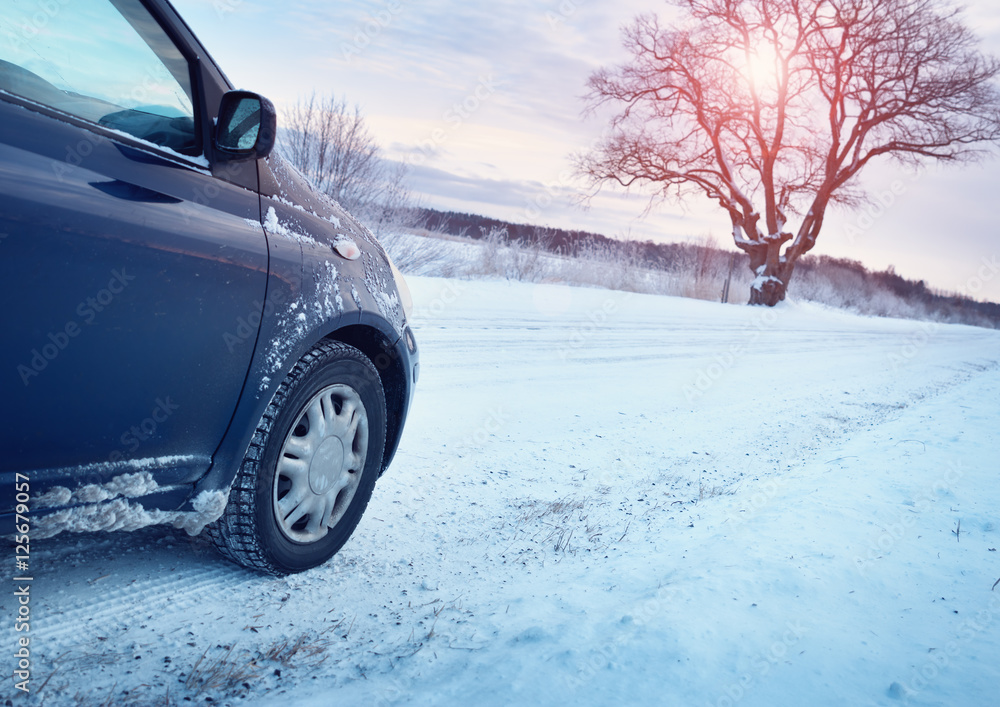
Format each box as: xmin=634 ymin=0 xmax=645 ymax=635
xmin=0 ymin=0 xmax=197 ymax=154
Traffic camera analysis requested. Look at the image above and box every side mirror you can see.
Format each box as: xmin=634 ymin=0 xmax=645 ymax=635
xmin=215 ymin=90 xmax=276 ymax=160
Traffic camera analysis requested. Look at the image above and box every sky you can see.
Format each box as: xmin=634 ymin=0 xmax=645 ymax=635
xmin=171 ymin=0 xmax=1000 ymax=302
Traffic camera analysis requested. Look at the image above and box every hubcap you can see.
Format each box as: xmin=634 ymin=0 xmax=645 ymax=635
xmin=309 ymin=437 xmax=346 ymax=495
xmin=273 ymin=384 xmax=369 ymax=543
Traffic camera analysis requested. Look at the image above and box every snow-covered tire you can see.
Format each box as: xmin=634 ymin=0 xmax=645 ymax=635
xmin=207 ymin=341 xmax=386 ymax=575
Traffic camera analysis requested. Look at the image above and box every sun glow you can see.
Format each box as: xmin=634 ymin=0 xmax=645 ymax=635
xmin=741 ymin=44 xmax=781 ymax=92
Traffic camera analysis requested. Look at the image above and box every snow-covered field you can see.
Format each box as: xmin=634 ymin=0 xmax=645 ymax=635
xmin=6 ymin=277 xmax=1000 ymax=706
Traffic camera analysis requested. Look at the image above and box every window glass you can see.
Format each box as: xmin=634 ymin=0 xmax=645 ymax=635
xmin=0 ymin=0 xmax=197 ymax=153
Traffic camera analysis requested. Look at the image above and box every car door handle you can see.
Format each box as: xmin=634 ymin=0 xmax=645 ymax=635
xmin=89 ymin=179 xmax=182 ymax=204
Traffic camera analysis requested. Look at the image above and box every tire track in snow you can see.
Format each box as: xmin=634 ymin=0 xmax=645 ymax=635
xmin=33 ymin=565 xmax=250 ymax=649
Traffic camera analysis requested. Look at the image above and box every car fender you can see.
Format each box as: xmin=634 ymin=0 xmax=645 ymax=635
xmin=181 ymin=165 xmax=415 ymax=511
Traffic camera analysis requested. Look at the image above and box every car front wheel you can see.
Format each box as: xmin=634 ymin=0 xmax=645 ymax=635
xmin=208 ymin=341 xmax=386 ymax=574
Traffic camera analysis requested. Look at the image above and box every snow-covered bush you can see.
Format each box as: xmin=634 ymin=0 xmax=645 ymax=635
xmin=381 ymin=228 xmax=998 ymax=328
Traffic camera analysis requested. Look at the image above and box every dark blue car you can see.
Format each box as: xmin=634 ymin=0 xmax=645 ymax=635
xmin=0 ymin=0 xmax=418 ymax=574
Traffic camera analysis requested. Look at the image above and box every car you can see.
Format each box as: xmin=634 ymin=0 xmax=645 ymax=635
xmin=0 ymin=0 xmax=418 ymax=575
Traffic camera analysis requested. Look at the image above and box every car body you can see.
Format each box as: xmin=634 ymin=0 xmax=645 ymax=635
xmin=0 ymin=0 xmax=418 ymax=573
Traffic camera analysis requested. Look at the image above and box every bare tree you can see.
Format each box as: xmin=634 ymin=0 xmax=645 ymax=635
xmin=366 ymin=160 xmax=413 ymax=236
xmin=281 ymin=93 xmax=412 ymax=235
xmin=579 ymin=0 xmax=1000 ymax=305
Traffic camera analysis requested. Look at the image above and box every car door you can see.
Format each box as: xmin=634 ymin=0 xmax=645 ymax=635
xmin=0 ymin=0 xmax=268 ymax=490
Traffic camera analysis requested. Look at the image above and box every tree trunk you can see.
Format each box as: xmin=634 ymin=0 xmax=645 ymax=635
xmin=747 ymin=243 xmax=789 ymax=306
xmin=748 ymin=272 xmax=787 ymax=305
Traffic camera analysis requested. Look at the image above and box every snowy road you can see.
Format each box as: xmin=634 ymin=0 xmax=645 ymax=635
xmin=5 ymin=277 xmax=1000 ymax=706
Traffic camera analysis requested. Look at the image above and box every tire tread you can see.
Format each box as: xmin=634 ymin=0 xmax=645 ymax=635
xmin=205 ymin=341 xmax=384 ymax=575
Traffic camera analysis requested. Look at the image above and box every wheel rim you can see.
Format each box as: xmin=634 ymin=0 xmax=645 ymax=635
xmin=273 ymin=384 xmax=369 ymax=543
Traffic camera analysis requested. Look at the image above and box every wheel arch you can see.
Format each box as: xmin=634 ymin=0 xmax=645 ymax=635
xmin=184 ymin=314 xmax=415 ymax=513
xmin=323 ymin=322 xmax=412 ymax=474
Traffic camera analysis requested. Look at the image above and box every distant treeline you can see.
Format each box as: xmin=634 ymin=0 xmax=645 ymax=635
xmin=415 ymin=207 xmax=618 ymax=255
xmin=411 ymin=207 xmax=1000 ymax=327
xmin=415 ymin=207 xmax=737 ymax=267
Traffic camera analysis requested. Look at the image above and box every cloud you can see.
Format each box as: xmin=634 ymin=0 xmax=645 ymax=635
xmin=402 ymin=160 xmax=711 ymax=243
xmin=405 ymin=162 xmax=558 ymax=215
